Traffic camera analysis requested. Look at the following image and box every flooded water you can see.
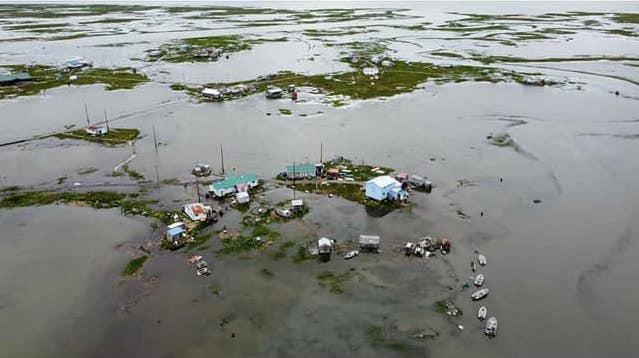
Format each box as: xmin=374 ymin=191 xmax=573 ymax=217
xmin=1 ymin=1 xmax=638 ymax=357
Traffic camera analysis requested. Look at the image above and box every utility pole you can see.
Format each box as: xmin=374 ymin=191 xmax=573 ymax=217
xmin=84 ymin=103 xmax=90 ymax=126
xmin=152 ymin=125 xmax=158 ymax=153
xmin=195 ymin=175 xmax=201 ymax=203
xmin=104 ymin=110 xmax=109 ymax=131
xmin=220 ymin=144 xmax=225 ymax=175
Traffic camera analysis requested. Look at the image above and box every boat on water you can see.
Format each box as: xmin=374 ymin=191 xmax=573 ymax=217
xmin=478 ymin=306 xmax=487 ymax=320
xmin=344 ymin=250 xmax=359 ymax=260
xmin=471 ymin=288 xmax=489 ymax=300
xmin=478 ymin=254 xmax=487 ymax=266
xmin=196 ymin=267 xmax=211 ymax=276
xmin=474 ymin=273 xmax=485 ymax=286
xmin=195 ymin=260 xmax=208 ymax=269
xmin=188 ymin=255 xmax=203 ymax=265
xmin=471 ymin=260 xmax=477 ymax=272
xmin=485 ymin=317 xmax=498 ymax=336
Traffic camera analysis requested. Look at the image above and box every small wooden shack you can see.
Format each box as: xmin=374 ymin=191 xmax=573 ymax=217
xmin=359 ymin=235 xmax=380 ymax=252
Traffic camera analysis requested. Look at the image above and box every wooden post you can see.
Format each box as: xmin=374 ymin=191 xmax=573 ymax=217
xmin=84 ymin=103 xmax=90 ymax=126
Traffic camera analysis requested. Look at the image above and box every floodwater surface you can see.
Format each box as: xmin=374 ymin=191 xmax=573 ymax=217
xmin=0 ymin=1 xmax=638 ymax=358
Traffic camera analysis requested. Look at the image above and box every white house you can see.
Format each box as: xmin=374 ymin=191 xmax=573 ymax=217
xmin=365 ymin=175 xmax=407 ymax=201
xmin=318 ymin=237 xmax=332 ymax=254
xmin=236 ymin=191 xmax=250 ymax=204
xmin=362 ymin=66 xmax=379 ymax=76
xmin=184 ymin=203 xmax=212 ymax=222
xmin=86 ymin=124 xmax=108 ymax=136
xmin=202 ymin=88 xmax=222 ymax=100
xmin=265 ymin=86 xmax=283 ymax=99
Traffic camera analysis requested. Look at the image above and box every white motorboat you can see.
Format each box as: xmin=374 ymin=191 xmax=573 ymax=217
xmin=471 ymin=288 xmax=489 ymax=300
xmin=196 ymin=267 xmax=211 ymax=276
xmin=474 ymin=273 xmax=485 ymax=287
xmin=485 ymin=317 xmax=498 ymax=336
xmin=344 ymin=250 xmax=359 ymax=260
xmin=478 ymin=254 xmax=487 ymax=266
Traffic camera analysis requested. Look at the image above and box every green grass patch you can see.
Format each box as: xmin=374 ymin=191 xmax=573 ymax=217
xmin=316 ymin=268 xmax=356 ymax=294
xmin=53 ymin=128 xmax=140 ymax=146
xmin=293 ymin=183 xmax=365 ymax=204
xmin=178 ymin=58 xmax=540 ymax=103
xmin=122 ymin=165 xmax=145 ymax=181
xmin=614 ymin=13 xmax=639 ymax=24
xmin=77 ymin=167 xmax=98 ymax=175
xmin=218 ymin=234 xmax=260 ymax=256
xmin=270 ymin=240 xmax=295 ymax=260
xmin=122 ymin=255 xmax=148 ymax=276
xmin=365 ymin=325 xmax=411 ymax=352
xmin=0 ymin=65 xmax=148 ymax=99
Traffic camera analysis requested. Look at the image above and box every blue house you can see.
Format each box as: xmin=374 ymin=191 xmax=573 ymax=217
xmin=365 ymin=175 xmax=407 ymax=201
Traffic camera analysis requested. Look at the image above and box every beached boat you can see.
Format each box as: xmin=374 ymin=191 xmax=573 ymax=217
xmin=485 ymin=317 xmax=498 ymax=336
xmin=478 ymin=306 xmax=487 ymax=320
xmin=471 ymin=288 xmax=489 ymax=300
xmin=474 ymin=273 xmax=485 ymax=287
xmin=344 ymin=250 xmax=359 ymax=260
xmin=196 ymin=267 xmax=211 ymax=276
xmin=478 ymin=254 xmax=487 ymax=266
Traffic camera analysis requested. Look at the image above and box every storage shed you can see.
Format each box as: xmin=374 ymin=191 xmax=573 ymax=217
xmin=359 ymin=235 xmax=380 ymax=252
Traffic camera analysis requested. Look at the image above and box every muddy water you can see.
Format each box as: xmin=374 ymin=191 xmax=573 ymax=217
xmin=0 ymin=205 xmax=151 ymax=357
xmin=1 ymin=1 xmax=639 ymax=357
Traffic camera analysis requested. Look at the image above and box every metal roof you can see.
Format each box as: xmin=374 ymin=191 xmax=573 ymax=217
xmin=167 ymin=226 xmax=185 ymax=236
xmin=211 ymin=173 xmax=257 ymax=191
xmin=0 ymin=72 xmax=31 ymax=83
xmin=286 ymin=163 xmax=316 ymax=173
xmin=367 ymin=175 xmax=399 ymax=188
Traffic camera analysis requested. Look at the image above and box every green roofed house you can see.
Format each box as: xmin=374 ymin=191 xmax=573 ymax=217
xmin=285 ymin=163 xmax=320 ymax=179
xmin=209 ymin=173 xmax=259 ymax=197
xmin=0 ymin=72 xmax=32 ymax=86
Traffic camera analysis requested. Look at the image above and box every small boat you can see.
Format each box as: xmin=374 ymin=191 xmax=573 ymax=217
xmin=195 ymin=260 xmax=208 ymax=269
xmin=484 ymin=317 xmax=498 ymax=336
xmin=478 ymin=254 xmax=487 ymax=266
xmin=474 ymin=273 xmax=485 ymax=287
xmin=344 ymin=250 xmax=359 ymax=260
xmin=471 ymin=260 xmax=477 ymax=272
xmin=196 ymin=267 xmax=211 ymax=276
xmin=471 ymin=288 xmax=489 ymax=300
xmin=478 ymin=306 xmax=487 ymax=320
